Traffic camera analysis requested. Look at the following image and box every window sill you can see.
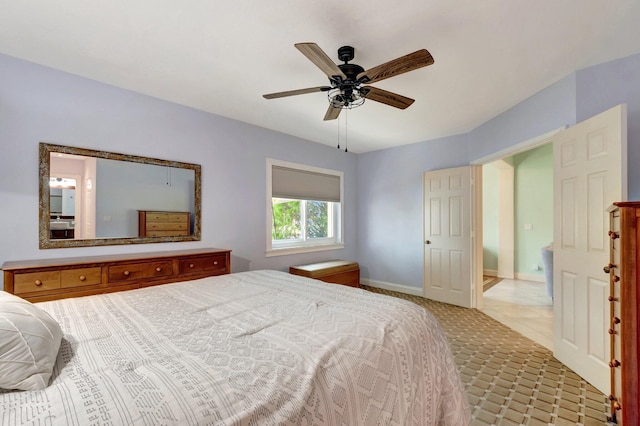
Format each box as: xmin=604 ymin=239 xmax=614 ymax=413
xmin=265 ymin=243 xmax=345 ymax=257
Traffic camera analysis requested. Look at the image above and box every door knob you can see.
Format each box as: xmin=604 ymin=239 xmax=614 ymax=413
xmin=425 ymin=240 xmax=431 ymax=244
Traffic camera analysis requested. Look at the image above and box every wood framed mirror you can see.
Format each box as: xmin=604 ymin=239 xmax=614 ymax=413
xmin=39 ymin=143 xmax=201 ymax=249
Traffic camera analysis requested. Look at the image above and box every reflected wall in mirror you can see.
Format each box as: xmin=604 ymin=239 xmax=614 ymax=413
xmin=39 ymin=142 xmax=201 ymax=249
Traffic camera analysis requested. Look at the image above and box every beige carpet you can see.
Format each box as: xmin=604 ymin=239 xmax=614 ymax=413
xmin=363 ymin=286 xmax=612 ymax=426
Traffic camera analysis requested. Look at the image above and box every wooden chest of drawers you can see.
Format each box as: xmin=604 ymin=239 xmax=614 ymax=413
xmin=289 ymin=260 xmax=360 ymax=288
xmin=2 ymin=248 xmax=231 ymax=303
xmin=607 ymin=203 xmax=640 ymax=425
xmin=138 ymin=210 xmax=190 ymax=237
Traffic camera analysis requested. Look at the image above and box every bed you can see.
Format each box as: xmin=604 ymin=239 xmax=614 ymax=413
xmin=0 ymin=270 xmax=470 ymax=425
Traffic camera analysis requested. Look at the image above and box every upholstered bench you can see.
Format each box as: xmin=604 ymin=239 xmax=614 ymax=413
xmin=289 ymin=260 xmax=360 ymax=288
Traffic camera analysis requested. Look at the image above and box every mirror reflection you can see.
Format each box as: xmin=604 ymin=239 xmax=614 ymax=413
xmin=40 ymin=143 xmax=201 ymax=249
xmin=49 ymin=177 xmax=77 ymax=239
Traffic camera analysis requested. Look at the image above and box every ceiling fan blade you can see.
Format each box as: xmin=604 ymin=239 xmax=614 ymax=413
xmin=323 ymin=105 xmax=342 ymax=121
xmin=357 ymin=49 xmax=434 ymax=84
xmin=295 ymin=43 xmax=347 ymax=80
xmin=263 ymin=86 xmax=330 ymax=99
xmin=363 ymin=86 xmax=415 ymax=109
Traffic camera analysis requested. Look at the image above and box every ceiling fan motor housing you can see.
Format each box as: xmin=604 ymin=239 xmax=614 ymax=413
xmin=338 ymin=45 xmax=355 ymax=63
xmin=336 ymin=46 xmax=367 ymax=85
xmin=337 ymin=63 xmax=365 ymax=81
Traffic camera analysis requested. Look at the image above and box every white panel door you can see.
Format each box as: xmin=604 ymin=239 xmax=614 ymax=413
xmin=553 ymin=104 xmax=627 ymax=395
xmin=424 ymin=166 xmax=473 ymax=308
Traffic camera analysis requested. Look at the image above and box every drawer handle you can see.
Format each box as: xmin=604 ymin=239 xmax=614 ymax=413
xmin=123 ymin=271 xmax=130 ymax=276
xmin=189 ymin=263 xmax=195 ymax=268
xmin=79 ymin=275 xmax=86 ymax=281
xmin=34 ymin=280 xmax=43 ymax=286
xmin=213 ymin=261 xmax=218 ymax=266
xmin=156 ymin=267 xmax=162 ymax=272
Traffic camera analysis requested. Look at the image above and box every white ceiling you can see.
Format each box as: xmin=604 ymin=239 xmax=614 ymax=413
xmin=2 ymin=1 xmax=640 ymax=153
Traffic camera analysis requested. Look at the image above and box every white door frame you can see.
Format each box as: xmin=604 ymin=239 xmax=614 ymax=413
xmin=483 ymin=160 xmax=515 ymax=279
xmin=470 ymin=127 xmax=565 ymax=308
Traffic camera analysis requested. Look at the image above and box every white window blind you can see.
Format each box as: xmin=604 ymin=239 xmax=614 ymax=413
xmin=272 ymin=165 xmax=341 ymax=202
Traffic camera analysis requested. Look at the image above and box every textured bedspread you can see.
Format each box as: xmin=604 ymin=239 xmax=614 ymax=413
xmin=0 ymin=270 xmax=469 ymax=425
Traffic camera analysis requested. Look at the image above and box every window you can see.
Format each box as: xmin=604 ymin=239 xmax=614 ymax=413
xmin=266 ymin=159 xmax=343 ymax=256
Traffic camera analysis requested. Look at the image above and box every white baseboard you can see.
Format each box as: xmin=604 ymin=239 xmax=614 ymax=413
xmin=360 ymin=278 xmax=424 ymax=296
xmin=483 ymin=269 xmax=498 ymax=277
xmin=514 ymin=273 xmax=545 ymax=283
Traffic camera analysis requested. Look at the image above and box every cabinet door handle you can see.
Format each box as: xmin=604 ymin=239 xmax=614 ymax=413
xmin=34 ymin=280 xmax=43 ymax=286
xmin=189 ymin=263 xmax=195 ymax=268
xmin=79 ymin=275 xmax=86 ymax=281
xmin=123 ymin=271 xmax=130 ymax=276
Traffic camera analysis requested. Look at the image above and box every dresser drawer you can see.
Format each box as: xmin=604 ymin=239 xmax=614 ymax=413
xmin=108 ymin=261 xmax=173 ymax=283
xmin=147 ymin=212 xmax=188 ymax=223
xmin=108 ymin=263 xmax=147 ymax=283
xmin=14 ymin=271 xmax=61 ymax=294
xmin=146 ymin=222 xmax=188 ymax=232
xmin=179 ymin=254 xmax=227 ymax=275
xmin=61 ymin=267 xmax=102 ymax=288
xmin=146 ymin=261 xmax=173 ymax=278
xmin=147 ymin=230 xmax=189 ymax=237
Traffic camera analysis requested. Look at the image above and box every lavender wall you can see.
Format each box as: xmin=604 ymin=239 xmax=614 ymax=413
xmin=467 ymin=74 xmax=577 ymax=161
xmin=356 ymin=134 xmax=468 ymax=289
xmin=575 ymin=52 xmax=640 ymax=200
xmin=0 ymin=54 xmax=358 ymax=283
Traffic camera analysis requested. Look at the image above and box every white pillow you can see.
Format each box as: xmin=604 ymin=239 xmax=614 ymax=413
xmin=0 ymin=291 xmax=63 ymax=391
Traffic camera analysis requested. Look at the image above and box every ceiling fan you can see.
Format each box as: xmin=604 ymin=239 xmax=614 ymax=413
xmin=263 ymin=43 xmax=434 ymax=121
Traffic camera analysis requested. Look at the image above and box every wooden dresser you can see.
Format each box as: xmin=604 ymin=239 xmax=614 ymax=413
xmin=607 ymin=203 xmax=640 ymax=425
xmin=138 ymin=210 xmax=190 ymax=237
xmin=2 ymin=248 xmax=231 ymax=303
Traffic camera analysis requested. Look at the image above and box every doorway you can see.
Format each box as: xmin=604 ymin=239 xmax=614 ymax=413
xmin=473 ymin=130 xmax=559 ymax=349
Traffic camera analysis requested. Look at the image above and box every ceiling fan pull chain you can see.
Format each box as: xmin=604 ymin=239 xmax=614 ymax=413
xmin=337 ymin=115 xmax=341 ymax=149
xmin=344 ymin=109 xmax=348 ymax=153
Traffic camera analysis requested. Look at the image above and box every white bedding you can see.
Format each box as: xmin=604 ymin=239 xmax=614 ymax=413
xmin=0 ymin=270 xmax=470 ymax=425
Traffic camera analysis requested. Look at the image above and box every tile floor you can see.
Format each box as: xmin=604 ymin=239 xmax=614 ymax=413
xmin=481 ymin=278 xmax=554 ymax=351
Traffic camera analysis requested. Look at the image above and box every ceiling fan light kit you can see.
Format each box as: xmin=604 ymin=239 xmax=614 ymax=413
xmin=263 ymin=43 xmax=434 ymax=121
